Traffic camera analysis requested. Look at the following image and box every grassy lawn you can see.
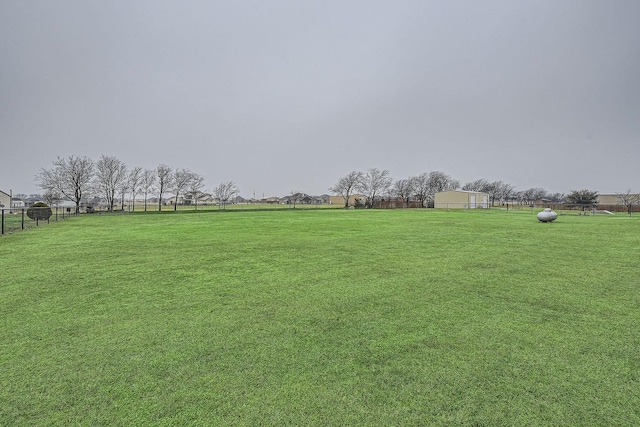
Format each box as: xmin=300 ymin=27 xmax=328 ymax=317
xmin=1 ymin=209 xmax=639 ymax=425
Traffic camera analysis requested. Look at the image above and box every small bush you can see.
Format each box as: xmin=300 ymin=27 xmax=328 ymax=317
xmin=27 ymin=202 xmax=53 ymax=221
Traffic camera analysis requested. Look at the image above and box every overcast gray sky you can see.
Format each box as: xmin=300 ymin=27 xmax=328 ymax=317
xmin=1 ymin=0 xmax=639 ymax=198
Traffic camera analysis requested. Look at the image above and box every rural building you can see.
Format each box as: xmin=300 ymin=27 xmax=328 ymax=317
xmin=596 ymin=193 xmax=640 ymax=213
xmin=597 ymin=194 xmax=619 ymax=205
xmin=0 ymin=190 xmax=10 ymax=209
xmin=434 ymin=190 xmax=489 ymax=209
xmin=597 ymin=193 xmax=640 ymax=205
xmin=329 ymin=194 xmax=365 ymax=207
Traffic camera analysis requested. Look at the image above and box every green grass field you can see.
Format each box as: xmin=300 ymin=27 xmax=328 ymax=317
xmin=1 ymin=209 xmax=639 ymax=425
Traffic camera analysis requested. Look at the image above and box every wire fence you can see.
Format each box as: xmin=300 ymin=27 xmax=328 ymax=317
xmin=502 ymin=203 xmax=640 ymax=214
xmin=0 ymin=207 xmax=78 ymax=235
xmin=111 ymin=202 xmax=345 ymax=213
xmin=3 ymin=201 xmax=635 ymax=236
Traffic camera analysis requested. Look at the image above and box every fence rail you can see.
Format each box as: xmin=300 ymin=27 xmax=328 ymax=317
xmin=1 ymin=207 xmax=77 ymax=235
xmin=3 ymin=201 xmax=636 ymax=236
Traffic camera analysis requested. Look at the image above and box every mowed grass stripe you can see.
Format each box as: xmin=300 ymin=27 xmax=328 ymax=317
xmin=1 ymin=209 xmax=639 ymax=425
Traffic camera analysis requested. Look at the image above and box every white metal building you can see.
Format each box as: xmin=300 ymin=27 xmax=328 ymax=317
xmin=434 ymin=190 xmax=489 ymax=209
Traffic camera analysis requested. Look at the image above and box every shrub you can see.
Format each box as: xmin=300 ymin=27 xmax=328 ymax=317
xmin=27 ymin=202 xmax=53 ymax=221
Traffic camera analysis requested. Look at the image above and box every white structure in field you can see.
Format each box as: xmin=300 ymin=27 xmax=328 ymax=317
xmin=537 ymin=208 xmax=558 ymax=222
xmin=434 ymin=190 xmax=489 ymax=209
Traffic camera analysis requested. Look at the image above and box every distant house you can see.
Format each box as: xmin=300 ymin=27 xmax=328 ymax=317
xmin=11 ymin=199 xmax=25 ymax=208
xmin=0 ymin=190 xmax=10 ymax=209
xmin=317 ymin=194 xmax=331 ymax=204
xmin=300 ymin=195 xmax=313 ymax=204
xmin=165 ymin=195 xmax=183 ymax=206
xmin=434 ymin=190 xmax=489 ymax=209
xmin=310 ymin=195 xmax=327 ymax=205
xmin=86 ymin=196 xmax=104 ymax=207
xmin=183 ymin=191 xmax=215 ymax=206
xmin=279 ymin=193 xmax=312 ymax=205
xmin=57 ymin=200 xmax=77 ymax=209
xmin=24 ymin=196 xmax=41 ymax=207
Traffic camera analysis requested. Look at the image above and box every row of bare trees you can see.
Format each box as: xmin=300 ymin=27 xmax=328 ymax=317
xmin=36 ymin=155 xmax=238 ymax=213
xmin=330 ymin=169 xmax=460 ymax=208
xmin=461 ymin=179 xmax=565 ymax=207
xmin=330 ymin=169 xmax=571 ymax=209
xmin=32 ymin=157 xmax=639 ymax=215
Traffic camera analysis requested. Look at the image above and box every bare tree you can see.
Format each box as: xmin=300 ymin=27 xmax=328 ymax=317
xmin=156 ymin=164 xmax=173 ymax=211
xmin=357 ymin=168 xmax=392 ymax=209
xmin=617 ymin=190 xmax=639 ymax=217
xmin=213 ymin=181 xmax=239 ymax=210
xmin=118 ymin=177 xmax=129 ymax=211
xmin=546 ymin=192 xmax=566 ymax=204
xmin=481 ymin=181 xmax=497 ymax=205
xmin=496 ymin=182 xmax=516 ymax=205
xmin=94 ymin=155 xmax=127 ymax=211
xmin=36 ymin=155 xmax=94 ymax=214
xmin=462 ymin=178 xmax=489 ymax=192
xmin=171 ymin=168 xmax=193 ymax=211
xmin=141 ymin=169 xmax=156 ymax=212
xmin=392 ymin=179 xmax=413 ymax=208
xmin=483 ymin=180 xmax=516 ymax=206
xmin=329 ymin=171 xmax=363 ymax=208
xmin=428 ymin=171 xmax=458 ymax=193
xmin=427 ymin=171 xmax=459 ymax=203
xmin=186 ymin=173 xmax=206 ymax=210
xmin=522 ymin=188 xmax=547 ymax=206
xmin=42 ymin=190 xmax=62 ymax=208
xmin=519 ymin=189 xmax=534 ymax=206
xmin=127 ymin=167 xmax=143 ymax=212
xmin=410 ymin=173 xmax=429 ymax=207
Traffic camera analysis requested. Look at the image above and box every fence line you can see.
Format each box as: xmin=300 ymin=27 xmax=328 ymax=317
xmin=3 ymin=201 xmax=634 ymax=236
xmin=1 ymin=207 xmax=77 ymax=235
xmin=119 ymin=202 xmax=344 ymax=213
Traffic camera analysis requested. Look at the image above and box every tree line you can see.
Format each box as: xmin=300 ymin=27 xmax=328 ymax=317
xmin=36 ymin=155 xmax=238 ymax=213
xmin=32 ymin=156 xmax=638 ymax=215
xmin=329 ymin=168 xmax=618 ymax=209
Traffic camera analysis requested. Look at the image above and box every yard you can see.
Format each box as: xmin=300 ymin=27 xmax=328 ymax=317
xmin=1 ymin=209 xmax=638 ymax=425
